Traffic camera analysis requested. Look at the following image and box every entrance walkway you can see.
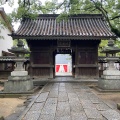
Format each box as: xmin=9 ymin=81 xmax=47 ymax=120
xmin=18 ymin=81 xmax=120 ymax=120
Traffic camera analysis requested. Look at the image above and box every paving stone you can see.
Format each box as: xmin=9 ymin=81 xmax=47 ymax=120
xmin=30 ymin=102 xmax=45 ymax=111
xmin=69 ymin=100 xmax=84 ymax=113
xmin=72 ymin=84 xmax=81 ymax=89
xmin=68 ymin=93 xmax=78 ymax=99
xmin=20 ymin=82 xmax=120 ymax=120
xmin=103 ymin=100 xmax=117 ymax=109
xmin=59 ymin=86 xmax=66 ymax=92
xmin=56 ymin=101 xmax=70 ymax=117
xmin=88 ymin=93 xmax=103 ymax=104
xmin=23 ymin=111 xmax=40 ymax=120
xmin=55 ymin=116 xmax=71 ymax=120
xmin=42 ymin=83 xmax=53 ymax=92
xmin=45 ymin=97 xmax=58 ymax=105
xmin=90 ymin=98 xmax=103 ymax=104
xmin=58 ymin=92 xmax=68 ymax=102
xmin=65 ymin=85 xmax=75 ymax=93
xmin=95 ymin=103 xmax=111 ymax=111
xmin=51 ymin=83 xmax=59 ymax=91
xmin=101 ymin=109 xmax=120 ymax=120
xmin=41 ymin=98 xmax=57 ymax=114
xmin=84 ymin=108 xmax=103 ymax=119
xmin=36 ymin=92 xmax=49 ymax=103
xmin=38 ymin=114 xmax=55 ymax=120
xmin=80 ymin=100 xmax=95 ymax=109
xmin=71 ymin=113 xmax=87 ymax=120
xmin=76 ymin=92 xmax=89 ymax=100
xmin=48 ymin=90 xmax=58 ymax=98
xmin=60 ymin=83 xmax=65 ymax=87
xmin=66 ymin=88 xmax=75 ymax=93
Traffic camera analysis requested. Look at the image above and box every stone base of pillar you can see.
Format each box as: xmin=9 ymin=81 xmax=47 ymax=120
xmin=4 ymin=76 xmax=33 ymax=92
xmin=98 ymin=69 xmax=120 ymax=90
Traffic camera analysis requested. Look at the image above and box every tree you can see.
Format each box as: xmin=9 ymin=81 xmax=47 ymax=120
xmin=50 ymin=0 xmax=120 ymax=37
xmin=0 ymin=0 xmax=120 ymax=37
xmin=0 ymin=0 xmax=120 ymax=56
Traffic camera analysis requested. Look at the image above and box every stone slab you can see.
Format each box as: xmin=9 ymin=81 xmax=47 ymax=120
xmin=48 ymin=90 xmax=58 ymax=98
xmin=94 ymin=103 xmax=111 ymax=111
xmin=101 ymin=109 xmax=120 ymax=120
xmin=59 ymin=86 xmax=66 ymax=92
xmin=42 ymin=84 xmax=53 ymax=92
xmin=38 ymin=114 xmax=55 ymax=120
xmin=4 ymin=79 xmax=33 ymax=92
xmin=68 ymin=93 xmax=78 ymax=100
xmin=56 ymin=101 xmax=70 ymax=117
xmin=84 ymin=108 xmax=103 ymax=119
xmin=81 ymin=100 xmax=95 ymax=109
xmin=71 ymin=113 xmax=87 ymax=120
xmin=55 ymin=116 xmax=71 ymax=120
xmin=30 ymin=102 xmax=45 ymax=111
xmin=103 ymin=70 xmax=120 ymax=75
xmin=69 ymin=101 xmax=84 ymax=113
xmin=58 ymin=92 xmax=68 ymax=102
xmin=8 ymin=75 xmax=30 ymax=81
xmin=23 ymin=111 xmax=40 ymax=120
xmin=98 ymin=79 xmax=120 ymax=90
xmin=36 ymin=92 xmax=49 ymax=103
xmin=41 ymin=98 xmax=57 ymax=114
xmin=76 ymin=92 xmax=89 ymax=100
xmin=11 ymin=71 xmax=28 ymax=76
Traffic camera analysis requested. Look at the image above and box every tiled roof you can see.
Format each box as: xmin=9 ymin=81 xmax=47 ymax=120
xmin=11 ymin=14 xmax=116 ymax=40
xmin=0 ymin=56 xmax=15 ymax=61
xmin=0 ymin=56 xmax=29 ymax=61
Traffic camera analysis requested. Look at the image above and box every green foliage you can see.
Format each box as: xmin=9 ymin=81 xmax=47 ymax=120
xmin=50 ymin=0 xmax=120 ymax=37
xmin=98 ymin=40 xmax=108 ymax=56
xmin=41 ymin=1 xmax=57 ymax=14
xmin=8 ymin=0 xmax=39 ymax=23
xmin=0 ymin=17 xmax=5 ymax=39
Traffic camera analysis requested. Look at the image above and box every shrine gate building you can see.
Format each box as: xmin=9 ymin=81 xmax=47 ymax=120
xmin=10 ymin=14 xmax=116 ymax=79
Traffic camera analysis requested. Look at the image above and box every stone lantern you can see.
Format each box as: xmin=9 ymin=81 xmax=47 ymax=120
xmin=98 ymin=39 xmax=120 ymax=90
xmin=4 ymin=40 xmax=33 ymax=92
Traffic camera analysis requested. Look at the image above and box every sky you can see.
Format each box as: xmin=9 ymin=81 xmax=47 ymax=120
xmin=1 ymin=0 xmax=63 ymax=31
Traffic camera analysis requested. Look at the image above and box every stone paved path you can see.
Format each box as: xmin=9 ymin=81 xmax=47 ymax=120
xmin=19 ymin=82 xmax=120 ymax=120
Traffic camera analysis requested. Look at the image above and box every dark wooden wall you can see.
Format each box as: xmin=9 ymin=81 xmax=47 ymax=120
xmin=73 ymin=40 xmax=100 ymax=78
xmin=27 ymin=40 xmax=55 ymax=78
xmin=27 ymin=39 xmax=100 ymax=79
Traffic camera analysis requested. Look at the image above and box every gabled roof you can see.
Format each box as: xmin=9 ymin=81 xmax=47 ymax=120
xmin=11 ymin=14 xmax=116 ymax=40
xmin=0 ymin=7 xmax=14 ymax=32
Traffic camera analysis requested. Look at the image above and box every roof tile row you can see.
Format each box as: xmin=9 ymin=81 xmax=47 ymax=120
xmin=12 ymin=14 xmax=116 ymax=39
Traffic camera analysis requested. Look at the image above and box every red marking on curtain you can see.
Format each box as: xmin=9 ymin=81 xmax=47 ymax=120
xmin=63 ymin=65 xmax=67 ymax=72
xmin=56 ymin=65 xmax=60 ymax=72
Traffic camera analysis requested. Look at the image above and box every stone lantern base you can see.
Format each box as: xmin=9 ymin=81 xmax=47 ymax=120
xmin=98 ymin=69 xmax=120 ymax=90
xmin=4 ymin=71 xmax=33 ymax=92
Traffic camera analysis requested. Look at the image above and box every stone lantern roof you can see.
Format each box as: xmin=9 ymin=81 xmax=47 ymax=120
xmin=101 ymin=39 xmax=120 ymax=56
xmin=8 ymin=40 xmax=30 ymax=57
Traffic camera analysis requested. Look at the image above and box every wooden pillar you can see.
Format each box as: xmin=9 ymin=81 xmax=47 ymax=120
xmin=49 ymin=46 xmax=53 ymax=78
xmin=75 ymin=45 xmax=79 ymax=78
xmin=29 ymin=51 xmax=33 ymax=77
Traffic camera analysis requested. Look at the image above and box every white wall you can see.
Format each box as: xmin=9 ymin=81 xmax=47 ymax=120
xmin=0 ymin=26 xmax=13 ymax=56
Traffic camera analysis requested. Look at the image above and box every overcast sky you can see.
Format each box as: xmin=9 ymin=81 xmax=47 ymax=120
xmin=2 ymin=0 xmax=63 ymax=30
xmin=2 ymin=0 xmax=63 ymax=14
